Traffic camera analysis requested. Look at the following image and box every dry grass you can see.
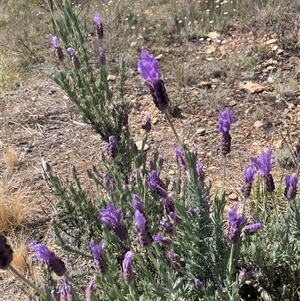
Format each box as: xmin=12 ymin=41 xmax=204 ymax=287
xmin=0 ymin=183 xmax=36 ymax=235
xmin=4 ymin=146 xmax=21 ymax=169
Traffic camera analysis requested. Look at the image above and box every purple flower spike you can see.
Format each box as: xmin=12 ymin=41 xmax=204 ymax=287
xmin=31 ymin=242 xmax=66 ymax=276
xmin=99 ymin=47 xmax=106 ymax=65
xmin=138 ymin=49 xmax=160 ymax=83
xmin=160 ymin=220 xmax=174 ymax=234
xmin=218 ymin=108 xmax=234 ymax=156
xmin=103 ymin=172 xmax=110 ymax=188
xmin=67 ymin=47 xmax=80 ymax=69
xmin=239 ymin=269 xmax=258 ymax=282
xmin=158 ymin=153 xmax=164 ymax=168
xmin=218 ymin=108 xmax=234 ymax=133
xmin=135 ymin=210 xmax=146 ymax=231
xmin=132 ymin=194 xmax=144 ymax=214
xmin=169 ymin=211 xmax=183 ymax=224
xmin=90 ymin=240 xmax=108 ymax=275
xmin=123 ymin=251 xmax=134 ymax=284
xmin=99 ymin=203 xmax=128 ymax=241
xmin=86 ymin=279 xmax=95 ymax=301
xmin=94 ymin=12 xmax=103 ymax=39
xmin=135 ymin=210 xmax=153 ymax=248
xmin=241 ymin=165 xmax=256 ymax=198
xmin=153 ymin=235 xmax=173 ymax=245
xmin=166 ymin=252 xmax=181 ymax=270
xmin=194 ymin=278 xmax=203 ymax=290
xmin=251 ymin=147 xmax=272 ymax=176
xmin=216 ymin=284 xmax=223 ymax=295
xmin=162 ymin=198 xmax=175 ymax=214
xmin=284 ymin=174 xmax=298 ymax=200
xmin=138 ymin=49 xmax=169 ymax=111
xmin=228 ymin=207 xmax=246 ymax=244
xmin=243 ymin=222 xmax=262 ymax=235
xmin=251 ymin=147 xmax=275 ymax=192
xmin=50 ymin=36 xmax=64 ymax=61
xmin=145 ymin=116 xmax=152 ymax=133
xmin=148 ymin=170 xmax=168 ymax=198
xmin=196 ymin=161 xmax=205 ymax=182
xmin=107 ymin=136 xmax=117 ymax=159
xmin=175 ymin=147 xmax=187 ymax=170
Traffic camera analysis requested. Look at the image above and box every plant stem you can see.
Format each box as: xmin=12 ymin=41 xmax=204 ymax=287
xmin=222 ymin=155 xmax=227 ymax=192
xmin=8 ymin=265 xmax=46 ymax=298
xmin=163 ymin=110 xmax=182 ymax=146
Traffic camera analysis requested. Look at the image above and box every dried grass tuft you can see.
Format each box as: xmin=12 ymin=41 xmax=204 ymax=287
xmin=0 ymin=183 xmax=35 ymax=234
xmin=4 ymin=147 xmax=21 ymax=169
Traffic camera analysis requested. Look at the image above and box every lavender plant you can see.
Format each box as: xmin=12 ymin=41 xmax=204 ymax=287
xmin=3 ymin=3 xmax=300 ymax=301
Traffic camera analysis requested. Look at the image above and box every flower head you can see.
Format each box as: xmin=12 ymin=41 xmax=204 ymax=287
xmin=251 ymin=147 xmax=273 ymax=176
xmin=99 ymin=203 xmax=122 ymax=227
xmin=107 ymin=136 xmax=117 ymax=159
xmin=94 ymin=12 xmax=103 ymax=39
xmin=98 ymin=47 xmax=106 ymax=65
xmin=228 ymin=207 xmax=246 ymax=244
xmin=86 ymin=279 xmax=95 ymax=301
xmin=148 ymin=170 xmax=168 ymax=198
xmin=241 ymin=165 xmax=257 ymax=198
xmin=284 ymin=174 xmax=298 ymax=200
xmin=244 ymin=165 xmax=256 ymax=183
xmin=67 ymin=47 xmax=80 ymax=69
xmin=135 ymin=210 xmax=146 ymax=231
xmin=99 ymin=203 xmax=128 ymax=241
xmin=229 ymin=207 xmax=246 ymax=229
xmin=89 ymin=240 xmax=105 ymax=260
xmin=132 ymin=194 xmax=144 ymax=213
xmin=138 ymin=49 xmax=169 ymax=111
xmin=194 ymin=278 xmax=203 ymax=290
xmin=145 ymin=115 xmax=152 ymax=133
xmin=123 ymin=251 xmax=134 ymax=284
xmin=50 ymin=36 xmax=64 ymax=61
xmin=196 ymin=161 xmax=205 ymax=182
xmin=153 ymin=235 xmax=172 ymax=245
xmin=138 ymin=49 xmax=160 ymax=83
xmin=89 ymin=240 xmax=107 ymax=275
xmin=31 ymin=242 xmax=66 ymax=276
xmin=243 ymin=222 xmax=262 ymax=235
xmin=218 ymin=108 xmax=234 ymax=133
xmin=175 ymin=147 xmax=187 ymax=170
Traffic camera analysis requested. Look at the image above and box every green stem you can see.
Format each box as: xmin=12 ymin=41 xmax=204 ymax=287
xmin=163 ymin=110 xmax=182 ymax=146
xmin=8 ymin=265 xmax=46 ymax=299
xmin=241 ymin=197 xmax=247 ymax=216
xmin=227 ymin=243 xmax=235 ymax=281
xmin=222 ymin=155 xmax=227 ymax=192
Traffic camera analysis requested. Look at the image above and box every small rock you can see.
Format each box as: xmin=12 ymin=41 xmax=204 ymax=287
xmin=155 ymin=54 xmax=163 ymax=60
xmin=107 ymin=75 xmax=117 ymax=81
xmin=168 ymin=170 xmax=175 ymax=175
xmin=238 ymin=82 xmax=265 ymax=94
xmin=152 ymin=117 xmax=159 ymax=125
xmin=199 ymin=81 xmax=212 ymax=88
xmin=273 ymin=139 xmax=283 ymax=149
xmin=228 ymin=192 xmax=238 ymax=200
xmin=206 ymin=45 xmax=217 ymax=54
xmin=254 ymin=120 xmax=264 ymax=128
xmin=197 ymin=128 xmax=206 ymax=136
xmin=135 ymin=140 xmax=149 ymax=151
xmin=272 ymin=45 xmax=278 ymax=51
xmin=265 ymin=38 xmax=277 ymax=46
xmin=207 ymin=31 xmax=220 ymax=40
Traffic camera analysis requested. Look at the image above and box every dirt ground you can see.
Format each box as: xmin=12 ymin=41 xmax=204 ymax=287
xmin=0 ymin=23 xmax=300 ymax=299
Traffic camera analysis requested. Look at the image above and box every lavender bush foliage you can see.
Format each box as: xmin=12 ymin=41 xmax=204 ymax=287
xmin=2 ymin=1 xmax=300 ymax=300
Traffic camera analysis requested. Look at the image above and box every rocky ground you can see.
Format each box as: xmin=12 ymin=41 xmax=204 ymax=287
xmin=0 ymin=23 xmax=300 ymax=299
